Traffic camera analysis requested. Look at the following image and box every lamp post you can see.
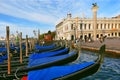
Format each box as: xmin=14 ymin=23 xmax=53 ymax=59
xmin=33 ymin=29 xmax=40 ymax=44
xmin=74 ymin=26 xmax=76 ymax=41
xmin=80 ymin=20 xmax=83 ymax=41
xmin=73 ymin=17 xmax=79 ymax=41
xmin=75 ymin=17 xmax=79 ymax=39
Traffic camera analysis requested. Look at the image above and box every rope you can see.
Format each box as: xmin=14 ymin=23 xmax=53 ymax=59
xmin=14 ymin=66 xmax=26 ymax=79
xmin=3 ymin=73 xmax=6 ymax=78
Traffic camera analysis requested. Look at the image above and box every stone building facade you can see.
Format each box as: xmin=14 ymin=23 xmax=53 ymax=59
xmin=56 ymin=14 xmax=120 ymax=41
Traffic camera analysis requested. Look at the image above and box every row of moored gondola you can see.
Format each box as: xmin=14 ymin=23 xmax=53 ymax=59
xmin=0 ymin=42 xmax=106 ymax=80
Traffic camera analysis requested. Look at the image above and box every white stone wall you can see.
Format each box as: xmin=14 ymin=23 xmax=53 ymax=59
xmin=56 ymin=16 xmax=120 ymax=40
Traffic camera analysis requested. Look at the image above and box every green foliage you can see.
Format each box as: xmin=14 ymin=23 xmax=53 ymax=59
xmin=51 ymin=31 xmax=56 ymax=38
xmin=39 ymin=31 xmax=56 ymax=40
xmin=39 ymin=34 xmax=44 ymax=39
xmin=48 ymin=30 xmax=51 ymax=34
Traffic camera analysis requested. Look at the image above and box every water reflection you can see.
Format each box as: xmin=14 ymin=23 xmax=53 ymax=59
xmin=76 ymin=50 xmax=120 ymax=80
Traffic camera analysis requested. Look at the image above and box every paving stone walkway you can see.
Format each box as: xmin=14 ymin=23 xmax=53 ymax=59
xmin=81 ymin=38 xmax=120 ymax=54
xmin=81 ymin=38 xmax=120 ymax=58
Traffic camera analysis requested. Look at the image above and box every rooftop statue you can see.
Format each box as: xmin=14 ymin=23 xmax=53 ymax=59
xmin=92 ymin=3 xmax=97 ymax=7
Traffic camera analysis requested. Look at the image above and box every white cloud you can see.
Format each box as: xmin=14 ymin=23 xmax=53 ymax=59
xmin=0 ymin=0 xmax=120 ymax=21
xmin=0 ymin=0 xmax=93 ymax=25
xmin=0 ymin=21 xmax=47 ymax=38
xmin=0 ymin=0 xmax=120 ymax=38
xmin=0 ymin=1 xmax=57 ymax=24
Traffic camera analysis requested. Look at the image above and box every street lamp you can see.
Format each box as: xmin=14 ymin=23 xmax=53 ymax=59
xmin=73 ymin=17 xmax=79 ymax=42
xmin=80 ymin=20 xmax=83 ymax=41
xmin=74 ymin=26 xmax=76 ymax=41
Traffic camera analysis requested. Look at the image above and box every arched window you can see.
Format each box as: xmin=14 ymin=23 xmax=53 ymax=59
xmin=104 ymin=24 xmax=106 ymax=29
xmin=101 ymin=34 xmax=103 ymax=37
xmin=97 ymin=24 xmax=99 ymax=29
xmin=119 ymin=32 xmax=120 ymax=37
xmin=88 ymin=33 xmax=91 ymax=38
xmin=71 ymin=24 xmax=73 ymax=30
xmin=89 ymin=24 xmax=91 ymax=29
xmin=80 ymin=35 xmax=83 ymax=39
xmin=71 ymin=35 xmax=74 ymax=40
xmin=96 ymin=34 xmax=99 ymax=38
xmin=111 ymin=24 xmax=113 ymax=29
xmin=115 ymin=33 xmax=117 ymax=36
xmin=84 ymin=24 xmax=86 ymax=30
xmin=111 ymin=33 xmax=113 ymax=36
xmin=101 ymin=24 xmax=102 ymax=29
xmin=80 ymin=23 xmax=82 ymax=30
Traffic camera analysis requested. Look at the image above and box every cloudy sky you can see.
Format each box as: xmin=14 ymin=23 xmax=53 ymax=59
xmin=0 ymin=0 xmax=120 ymax=38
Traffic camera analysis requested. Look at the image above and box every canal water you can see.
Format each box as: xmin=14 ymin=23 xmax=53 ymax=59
xmin=75 ymin=50 xmax=120 ymax=80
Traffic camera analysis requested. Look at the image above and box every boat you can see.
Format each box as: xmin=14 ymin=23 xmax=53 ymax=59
xmin=29 ymin=47 xmax=69 ymax=60
xmin=10 ymin=43 xmax=59 ymax=57
xmin=0 ymin=49 xmax=78 ymax=79
xmin=0 ymin=48 xmax=7 ymax=64
xmin=35 ymin=44 xmax=56 ymax=52
xmin=0 ymin=47 xmax=69 ymax=68
xmin=12 ymin=44 xmax=65 ymax=59
xmin=0 ymin=48 xmax=7 ymax=53
xmin=0 ymin=45 xmax=64 ymax=64
xmin=23 ymin=44 xmax=106 ymax=80
xmin=20 ymin=49 xmax=78 ymax=72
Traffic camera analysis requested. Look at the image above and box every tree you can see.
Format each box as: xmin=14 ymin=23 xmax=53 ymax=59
xmin=48 ymin=30 xmax=51 ymax=34
xmin=39 ymin=34 xmax=44 ymax=39
xmin=51 ymin=31 xmax=56 ymax=38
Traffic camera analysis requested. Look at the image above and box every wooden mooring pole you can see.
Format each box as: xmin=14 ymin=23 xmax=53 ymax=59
xmin=26 ymin=35 xmax=28 ymax=56
xmin=19 ymin=32 xmax=22 ymax=63
xmin=29 ymin=38 xmax=32 ymax=52
xmin=32 ymin=38 xmax=35 ymax=50
xmin=6 ymin=26 xmax=11 ymax=74
xmin=38 ymin=29 xmax=40 ymax=45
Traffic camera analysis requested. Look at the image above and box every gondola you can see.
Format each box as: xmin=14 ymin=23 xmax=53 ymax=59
xmin=0 ymin=47 xmax=7 ymax=53
xmin=23 ymin=44 xmax=106 ymax=80
xmin=11 ymin=45 xmax=65 ymax=59
xmin=35 ymin=44 xmax=56 ymax=52
xmin=0 ymin=45 xmax=64 ymax=65
xmin=0 ymin=48 xmax=7 ymax=64
xmin=0 ymin=49 xmax=78 ymax=79
xmin=0 ymin=47 xmax=69 ymax=68
xmin=10 ymin=43 xmax=59 ymax=57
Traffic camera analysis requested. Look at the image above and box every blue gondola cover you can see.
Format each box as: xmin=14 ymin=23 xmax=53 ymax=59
xmin=29 ymin=48 xmax=69 ymax=60
xmin=28 ymin=62 xmax=95 ymax=80
xmin=0 ymin=48 xmax=7 ymax=53
xmin=28 ymin=51 xmax=76 ymax=67
xmin=35 ymin=44 xmax=55 ymax=50
xmin=0 ymin=59 xmax=4 ymax=64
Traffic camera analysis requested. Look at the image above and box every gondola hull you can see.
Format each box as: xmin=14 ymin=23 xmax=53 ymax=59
xmin=0 ymin=50 xmax=78 ymax=79
xmin=0 ymin=47 xmax=69 ymax=69
xmin=0 ymin=45 xmax=65 ymax=64
xmin=27 ymin=61 xmax=99 ymax=80
xmin=23 ymin=44 xmax=106 ymax=80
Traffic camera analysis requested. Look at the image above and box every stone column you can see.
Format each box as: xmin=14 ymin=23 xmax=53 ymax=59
xmin=116 ymin=23 xmax=118 ymax=29
xmin=110 ymin=23 xmax=112 ymax=30
xmin=106 ymin=23 xmax=108 ymax=29
xmin=92 ymin=3 xmax=98 ymax=41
